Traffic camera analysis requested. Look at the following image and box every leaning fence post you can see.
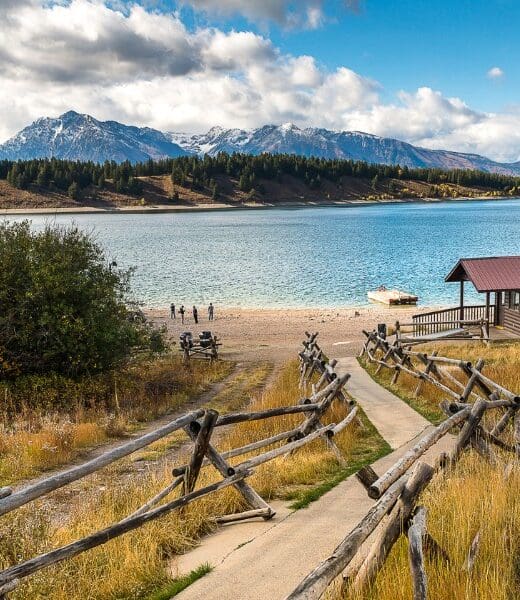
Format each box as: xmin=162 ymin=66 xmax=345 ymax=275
xmin=352 ymin=462 xmax=434 ymax=593
xmin=414 ymin=351 xmax=438 ymax=397
xmin=407 ymin=506 xmax=427 ymax=600
xmin=453 ymin=398 xmax=487 ymax=460
xmin=184 ymin=423 xmax=275 ymax=519
xmin=184 ymin=410 xmax=219 ymax=494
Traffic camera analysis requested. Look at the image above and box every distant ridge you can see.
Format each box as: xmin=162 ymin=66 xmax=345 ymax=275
xmin=0 ymin=111 xmax=187 ymax=164
xmin=171 ymin=124 xmax=520 ymax=175
xmin=2 ymin=111 xmax=520 ymax=175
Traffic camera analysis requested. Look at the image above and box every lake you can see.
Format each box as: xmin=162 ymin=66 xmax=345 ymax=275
xmin=5 ymin=199 xmax=520 ymax=308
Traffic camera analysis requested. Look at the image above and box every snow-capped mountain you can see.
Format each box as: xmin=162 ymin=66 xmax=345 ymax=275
xmin=0 ymin=111 xmax=188 ymax=163
xmin=171 ymin=123 xmax=520 ymax=175
xmin=1 ymin=111 xmax=520 ymax=175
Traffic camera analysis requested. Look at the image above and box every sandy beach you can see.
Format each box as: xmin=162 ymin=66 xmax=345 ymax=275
xmin=149 ymin=305 xmax=423 ymax=364
xmin=0 ymin=195 xmax=512 ymax=216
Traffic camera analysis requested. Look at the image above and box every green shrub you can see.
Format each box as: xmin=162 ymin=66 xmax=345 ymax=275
xmin=0 ymin=220 xmax=165 ymax=378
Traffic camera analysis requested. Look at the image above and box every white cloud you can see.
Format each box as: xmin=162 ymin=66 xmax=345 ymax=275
xmin=487 ymin=66 xmax=504 ymax=79
xmin=0 ymin=1 xmax=519 ymax=163
xmin=182 ymin=0 xmax=361 ymax=28
xmin=181 ymin=0 xmax=326 ymax=29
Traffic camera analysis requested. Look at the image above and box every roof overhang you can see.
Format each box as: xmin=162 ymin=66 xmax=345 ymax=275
xmin=445 ymin=256 xmax=520 ymax=292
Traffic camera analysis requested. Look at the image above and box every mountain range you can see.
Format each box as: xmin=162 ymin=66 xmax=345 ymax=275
xmin=1 ymin=111 xmax=519 ymax=175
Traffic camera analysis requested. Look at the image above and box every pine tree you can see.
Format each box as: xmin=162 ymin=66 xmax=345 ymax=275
xmin=68 ymin=182 xmax=79 ymax=200
xmin=211 ymin=181 xmax=219 ymax=200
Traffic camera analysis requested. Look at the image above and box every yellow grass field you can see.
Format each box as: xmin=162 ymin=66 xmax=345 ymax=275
xmin=347 ymin=341 xmax=520 ymax=600
xmin=0 ymin=360 xmax=387 ymax=600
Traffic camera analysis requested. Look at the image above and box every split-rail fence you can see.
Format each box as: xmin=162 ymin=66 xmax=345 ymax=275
xmin=284 ymin=328 xmax=520 ymax=600
xmin=0 ymin=333 xmax=357 ymax=599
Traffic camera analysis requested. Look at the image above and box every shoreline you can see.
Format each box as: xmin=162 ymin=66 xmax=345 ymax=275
xmin=0 ymin=195 xmax=516 ymax=216
xmin=148 ymin=305 xmax=438 ymax=364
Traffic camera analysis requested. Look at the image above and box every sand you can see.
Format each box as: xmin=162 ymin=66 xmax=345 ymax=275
xmin=148 ymin=305 xmax=424 ymax=364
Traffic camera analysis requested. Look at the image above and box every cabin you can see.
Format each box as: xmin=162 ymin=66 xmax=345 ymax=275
xmin=412 ymin=256 xmax=520 ymax=340
xmin=445 ymin=256 xmax=520 ymax=335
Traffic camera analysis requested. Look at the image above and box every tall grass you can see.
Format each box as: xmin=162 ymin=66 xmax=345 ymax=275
xmin=0 ymin=360 xmax=385 ymax=600
xmin=349 ymin=341 xmax=520 ymax=599
xmin=343 ymin=452 xmax=520 ymax=600
xmin=361 ymin=341 xmax=520 ymax=425
xmin=0 ymin=355 xmax=233 ymax=484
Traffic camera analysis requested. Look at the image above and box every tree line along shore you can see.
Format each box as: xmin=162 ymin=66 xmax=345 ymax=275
xmin=0 ymin=153 xmax=519 ymax=210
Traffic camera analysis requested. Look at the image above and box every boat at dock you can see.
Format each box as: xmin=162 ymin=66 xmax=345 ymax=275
xmin=367 ymin=286 xmax=418 ymax=306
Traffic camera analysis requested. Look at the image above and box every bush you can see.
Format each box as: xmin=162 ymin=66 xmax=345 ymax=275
xmin=0 ymin=221 xmax=166 ymax=378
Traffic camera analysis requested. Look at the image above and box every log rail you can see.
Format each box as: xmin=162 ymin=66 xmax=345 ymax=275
xmin=283 ymin=326 xmax=520 ymax=600
xmin=0 ymin=332 xmax=356 ymax=598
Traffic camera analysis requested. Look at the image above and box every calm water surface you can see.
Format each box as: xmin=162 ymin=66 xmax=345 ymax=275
xmin=7 ymin=199 xmax=520 ymax=308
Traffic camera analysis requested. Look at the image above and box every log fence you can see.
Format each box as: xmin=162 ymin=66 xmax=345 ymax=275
xmin=284 ymin=327 xmax=520 ymax=600
xmin=4 ymin=326 xmax=517 ymax=600
xmin=0 ymin=332 xmax=357 ymax=598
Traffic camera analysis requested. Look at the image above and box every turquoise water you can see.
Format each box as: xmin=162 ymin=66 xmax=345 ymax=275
xmin=6 ymin=199 xmax=520 ymax=308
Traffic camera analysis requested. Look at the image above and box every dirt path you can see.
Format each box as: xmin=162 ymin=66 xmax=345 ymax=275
xmin=175 ymin=359 xmax=453 ymax=600
xmin=13 ymin=360 xmax=277 ymax=524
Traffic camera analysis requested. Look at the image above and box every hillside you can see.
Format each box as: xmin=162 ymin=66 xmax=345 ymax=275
xmin=0 ymin=172 xmax=510 ymax=211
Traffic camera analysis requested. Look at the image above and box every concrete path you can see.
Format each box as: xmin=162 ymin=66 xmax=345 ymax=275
xmin=336 ymin=357 xmax=430 ymax=449
xmin=175 ymin=359 xmax=451 ymax=600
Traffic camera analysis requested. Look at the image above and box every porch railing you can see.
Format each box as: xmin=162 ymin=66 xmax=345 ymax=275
xmin=411 ymin=305 xmax=494 ymax=336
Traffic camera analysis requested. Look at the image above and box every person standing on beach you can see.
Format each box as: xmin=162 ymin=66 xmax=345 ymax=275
xmin=193 ymin=305 xmax=199 ymax=324
xmin=179 ymin=305 xmax=185 ymax=324
xmin=170 ymin=303 xmax=176 ymax=319
xmin=208 ymin=302 xmax=214 ymax=321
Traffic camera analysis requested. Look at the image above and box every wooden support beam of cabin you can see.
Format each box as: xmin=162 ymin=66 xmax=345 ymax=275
xmin=485 ymin=292 xmax=491 ymax=339
xmin=459 ymin=280 xmax=465 ymax=321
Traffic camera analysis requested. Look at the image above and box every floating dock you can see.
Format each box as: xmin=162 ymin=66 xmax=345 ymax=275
xmin=367 ymin=288 xmax=418 ymax=306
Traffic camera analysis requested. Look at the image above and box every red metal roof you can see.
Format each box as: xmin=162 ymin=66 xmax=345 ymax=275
xmin=445 ymin=256 xmax=520 ymax=292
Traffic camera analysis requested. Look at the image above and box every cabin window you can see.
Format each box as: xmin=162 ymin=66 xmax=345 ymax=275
xmin=511 ymin=292 xmax=520 ymax=310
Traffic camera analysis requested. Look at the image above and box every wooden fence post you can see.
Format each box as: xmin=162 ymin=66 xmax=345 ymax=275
xmin=407 ymin=506 xmax=427 ymax=600
xmin=183 ymin=410 xmax=219 ymax=494
xmin=184 ymin=422 xmax=275 ymax=519
xmin=352 ymin=462 xmax=434 ymax=593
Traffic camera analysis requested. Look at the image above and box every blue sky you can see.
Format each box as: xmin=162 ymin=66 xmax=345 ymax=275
xmin=176 ymin=0 xmax=517 ymax=113
xmin=0 ymin=0 xmax=519 ymax=161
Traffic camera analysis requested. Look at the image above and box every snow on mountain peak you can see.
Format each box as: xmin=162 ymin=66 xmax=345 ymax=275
xmin=0 ymin=112 xmax=518 ymax=174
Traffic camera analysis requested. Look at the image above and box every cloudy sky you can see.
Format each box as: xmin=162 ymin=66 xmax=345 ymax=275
xmin=1 ymin=0 xmax=519 ymax=161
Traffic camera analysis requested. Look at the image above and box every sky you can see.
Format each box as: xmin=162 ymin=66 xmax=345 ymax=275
xmin=1 ymin=0 xmax=520 ymax=161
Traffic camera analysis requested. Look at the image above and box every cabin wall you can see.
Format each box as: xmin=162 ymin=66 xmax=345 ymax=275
xmin=502 ymin=292 xmax=520 ymax=334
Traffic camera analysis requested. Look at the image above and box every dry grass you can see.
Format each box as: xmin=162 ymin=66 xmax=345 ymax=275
xmin=361 ymin=341 xmax=520 ymax=425
xmin=0 ymin=360 xmax=385 ymax=600
xmin=347 ymin=341 xmax=520 ymax=599
xmin=0 ymin=355 xmax=233 ymax=484
xmin=343 ymin=452 xmax=520 ymax=600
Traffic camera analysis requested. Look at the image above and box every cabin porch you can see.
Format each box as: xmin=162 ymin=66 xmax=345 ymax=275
xmin=410 ymin=257 xmax=520 ymax=342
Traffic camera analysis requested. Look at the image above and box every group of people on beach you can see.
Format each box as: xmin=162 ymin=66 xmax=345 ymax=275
xmin=170 ymin=302 xmax=214 ymax=324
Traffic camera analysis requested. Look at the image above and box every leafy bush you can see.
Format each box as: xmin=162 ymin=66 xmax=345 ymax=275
xmin=0 ymin=220 xmax=165 ymax=378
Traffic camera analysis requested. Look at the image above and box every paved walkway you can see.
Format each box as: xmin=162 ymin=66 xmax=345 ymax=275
xmin=336 ymin=357 xmax=430 ymax=449
xmin=175 ymin=358 xmax=451 ymax=600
